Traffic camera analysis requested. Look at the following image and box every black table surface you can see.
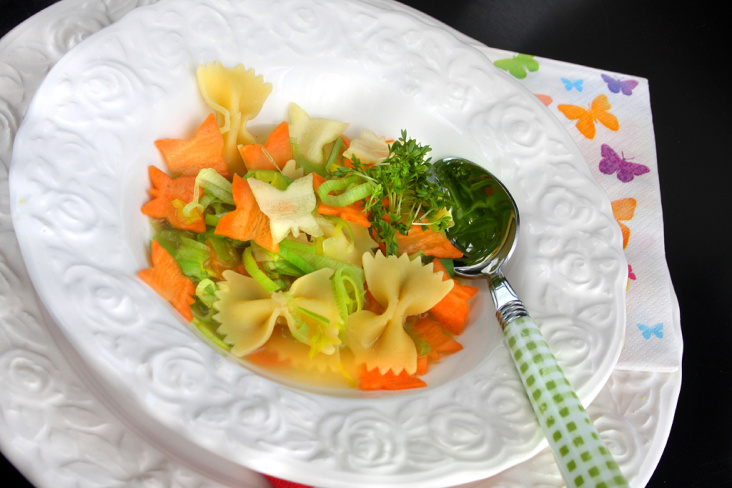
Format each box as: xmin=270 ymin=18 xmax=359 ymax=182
xmin=1 ymin=1 xmax=730 ymax=487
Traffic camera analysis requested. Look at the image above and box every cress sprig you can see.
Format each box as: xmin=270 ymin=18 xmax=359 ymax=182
xmin=332 ymin=130 xmax=452 ymax=255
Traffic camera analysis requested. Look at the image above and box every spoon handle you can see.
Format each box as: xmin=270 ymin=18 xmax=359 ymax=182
xmin=501 ymin=313 xmax=629 ymax=487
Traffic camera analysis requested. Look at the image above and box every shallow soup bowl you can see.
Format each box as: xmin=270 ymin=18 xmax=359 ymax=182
xmin=8 ymin=0 xmax=627 ymax=486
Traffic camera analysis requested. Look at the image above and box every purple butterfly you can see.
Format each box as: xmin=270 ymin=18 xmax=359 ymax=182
xmin=599 ymin=144 xmax=649 ymax=182
xmin=602 ymin=74 xmax=638 ymax=95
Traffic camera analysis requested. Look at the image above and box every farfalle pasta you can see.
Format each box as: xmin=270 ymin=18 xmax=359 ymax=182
xmin=197 ymin=61 xmax=272 ymax=174
xmin=342 ymin=129 xmax=390 ymax=165
xmin=214 ymin=268 xmax=342 ymax=357
xmin=289 ymin=102 xmax=349 ymax=166
xmin=138 ymin=61 xmax=479 ymax=390
xmin=346 ymin=253 xmax=454 ymax=375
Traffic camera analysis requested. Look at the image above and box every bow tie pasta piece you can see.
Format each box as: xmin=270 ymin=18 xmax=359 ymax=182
xmin=346 ymin=253 xmax=454 ymax=375
xmin=248 ymin=173 xmax=324 ymax=243
xmin=287 ymin=267 xmax=343 ymax=356
xmin=212 ymin=269 xmax=279 ymax=356
xmin=289 ymin=103 xmax=349 ymax=167
xmin=342 ymin=129 xmax=390 ymax=165
xmin=196 ymin=61 xmax=272 ymax=174
xmin=213 ymin=268 xmax=342 ymax=357
xmin=321 ymin=222 xmax=379 ymax=267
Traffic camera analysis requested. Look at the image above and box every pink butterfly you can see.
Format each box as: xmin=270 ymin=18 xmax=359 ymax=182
xmin=599 ymin=144 xmax=649 ymax=182
xmin=602 ymin=74 xmax=638 ymax=96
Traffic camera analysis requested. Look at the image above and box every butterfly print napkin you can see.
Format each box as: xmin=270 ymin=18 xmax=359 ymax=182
xmin=490 ymin=50 xmax=681 ymax=372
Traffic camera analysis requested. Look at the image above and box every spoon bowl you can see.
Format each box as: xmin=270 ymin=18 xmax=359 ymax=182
xmin=433 ymin=157 xmax=629 ymax=488
xmin=434 ymin=157 xmax=519 ymax=277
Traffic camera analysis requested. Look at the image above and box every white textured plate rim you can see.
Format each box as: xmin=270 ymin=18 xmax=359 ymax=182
xmin=5 ymin=1 xmax=619 ymax=486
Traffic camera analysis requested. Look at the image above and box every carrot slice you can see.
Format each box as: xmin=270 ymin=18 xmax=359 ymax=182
xmin=416 ymin=355 xmax=430 ymax=376
xmin=412 ymin=316 xmax=464 ymax=375
xmin=239 ymin=121 xmax=293 ymax=171
xmin=358 ymin=366 xmax=427 ymax=390
xmin=318 ymin=201 xmax=371 ymax=227
xmin=204 ymin=239 xmax=239 ymax=279
xmin=154 ymin=113 xmax=230 ymax=178
xmin=141 ymin=165 xmax=205 ymax=233
xmin=429 ymin=260 xmax=479 ymax=335
xmin=248 ymin=349 xmax=289 ymax=367
xmin=311 ymin=172 xmax=327 ymax=191
xmin=363 ymin=288 xmax=385 ymax=315
xmin=214 ymin=174 xmax=279 ymax=252
xmin=414 ymin=316 xmax=463 ymax=354
xmin=396 ymin=225 xmax=463 ymax=258
xmin=138 ymin=240 xmax=196 ymax=321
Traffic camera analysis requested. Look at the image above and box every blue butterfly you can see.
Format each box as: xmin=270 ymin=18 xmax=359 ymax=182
xmin=637 ymin=323 xmax=663 ymax=340
xmin=561 ymin=77 xmax=583 ymax=91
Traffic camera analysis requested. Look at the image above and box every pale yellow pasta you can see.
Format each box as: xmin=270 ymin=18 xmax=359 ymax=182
xmin=345 ymin=252 xmax=454 ymax=374
xmin=321 ymin=223 xmax=378 ymax=266
xmin=289 ymin=103 xmax=349 ymax=165
xmin=286 ymin=267 xmax=343 ymax=355
xmin=213 ymin=268 xmax=342 ymax=357
xmin=197 ymin=61 xmax=272 ymax=173
xmin=280 ymin=159 xmax=304 ymax=180
xmin=342 ymin=129 xmax=390 ymax=164
xmin=212 ymin=270 xmax=280 ymax=357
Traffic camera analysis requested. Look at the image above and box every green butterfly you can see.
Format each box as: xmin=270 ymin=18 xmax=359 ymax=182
xmin=493 ymin=53 xmax=540 ymax=79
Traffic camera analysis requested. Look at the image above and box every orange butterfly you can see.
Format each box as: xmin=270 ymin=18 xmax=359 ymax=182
xmin=611 ymin=197 xmax=636 ymax=249
xmin=535 ymin=94 xmax=553 ymax=106
xmin=557 ymin=94 xmax=619 ymax=139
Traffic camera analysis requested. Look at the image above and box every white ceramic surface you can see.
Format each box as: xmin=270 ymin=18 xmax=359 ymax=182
xmin=0 ymin=1 xmax=679 ymax=487
xmin=9 ymin=0 xmax=626 ymax=486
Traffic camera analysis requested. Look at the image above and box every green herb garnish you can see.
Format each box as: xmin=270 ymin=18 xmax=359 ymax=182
xmin=332 ymin=130 xmax=451 ymax=255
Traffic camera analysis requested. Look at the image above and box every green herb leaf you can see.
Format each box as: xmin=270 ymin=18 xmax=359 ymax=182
xmin=332 ymin=130 xmax=451 ymax=255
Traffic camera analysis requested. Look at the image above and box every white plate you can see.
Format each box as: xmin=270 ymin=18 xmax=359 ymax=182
xmin=8 ymin=0 xmax=627 ymax=486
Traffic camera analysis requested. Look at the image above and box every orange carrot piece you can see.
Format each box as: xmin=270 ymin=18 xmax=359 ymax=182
xmin=363 ymin=288 xmax=386 ymax=315
xmin=411 ymin=315 xmax=464 ymax=375
xmin=311 ymin=172 xmax=327 ymax=191
xmin=358 ymin=366 xmax=427 ymax=391
xmin=138 ymin=240 xmax=196 ymax=321
xmin=416 ymin=355 xmax=430 ymax=376
xmin=396 ymin=225 xmax=463 ymax=258
xmin=318 ymin=201 xmax=371 ymax=227
xmin=204 ymin=239 xmax=240 ymax=279
xmin=429 ymin=260 xmax=479 ymax=335
xmin=154 ymin=113 xmax=230 ymax=178
xmin=141 ymin=165 xmax=206 ymax=233
xmin=312 ymin=173 xmax=371 ymax=226
xmin=248 ymin=349 xmax=289 ymax=367
xmin=214 ymin=174 xmax=279 ymax=252
xmin=239 ymin=121 xmax=293 ymax=171
xmin=414 ymin=316 xmax=464 ymax=357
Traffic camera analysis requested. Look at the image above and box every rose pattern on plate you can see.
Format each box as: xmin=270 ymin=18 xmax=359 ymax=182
xmin=9 ymin=0 xmax=626 ymax=484
xmin=0 ymin=1 xmax=678 ymax=487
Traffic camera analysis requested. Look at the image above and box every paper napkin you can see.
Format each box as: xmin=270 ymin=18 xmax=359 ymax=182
xmin=479 ymin=47 xmax=682 ymax=372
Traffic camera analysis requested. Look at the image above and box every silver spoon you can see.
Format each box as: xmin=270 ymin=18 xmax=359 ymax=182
xmin=433 ymin=157 xmax=629 ymax=488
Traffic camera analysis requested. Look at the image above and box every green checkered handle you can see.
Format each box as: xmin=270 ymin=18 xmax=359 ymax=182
xmin=495 ymin=292 xmax=629 ymax=487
